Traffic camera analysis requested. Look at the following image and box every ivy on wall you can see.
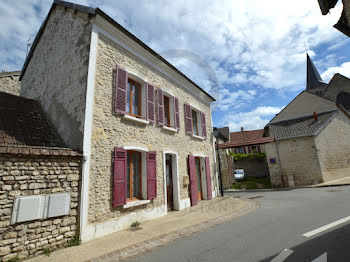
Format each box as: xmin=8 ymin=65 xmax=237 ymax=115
xmin=228 ymin=152 xmax=266 ymax=160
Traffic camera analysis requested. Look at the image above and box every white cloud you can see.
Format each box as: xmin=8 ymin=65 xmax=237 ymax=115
xmin=321 ymin=62 xmax=350 ymax=82
xmin=220 ymin=106 xmax=283 ymax=131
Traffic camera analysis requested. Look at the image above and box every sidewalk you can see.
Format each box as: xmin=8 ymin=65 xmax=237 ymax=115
xmin=27 ymin=197 xmax=259 ymax=262
xmin=310 ymin=177 xmax=350 ymax=187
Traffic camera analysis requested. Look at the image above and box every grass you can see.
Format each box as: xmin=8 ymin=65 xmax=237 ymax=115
xmin=232 ymin=177 xmax=272 ymax=190
xmin=131 ymin=221 xmax=140 ymax=227
xmin=6 ymin=257 xmax=20 ymax=262
xmin=67 ymin=235 xmax=80 ymax=247
xmin=43 ymin=247 xmax=52 ymax=257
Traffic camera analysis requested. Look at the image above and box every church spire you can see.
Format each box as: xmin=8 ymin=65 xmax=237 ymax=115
xmin=306 ymin=53 xmax=325 ymax=90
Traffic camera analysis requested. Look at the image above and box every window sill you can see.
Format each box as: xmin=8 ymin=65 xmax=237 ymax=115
xmin=162 ymin=126 xmax=178 ymax=132
xmin=123 ymin=199 xmax=150 ymax=209
xmin=192 ymin=134 xmax=205 ymax=140
xmin=123 ymin=115 xmax=149 ymax=125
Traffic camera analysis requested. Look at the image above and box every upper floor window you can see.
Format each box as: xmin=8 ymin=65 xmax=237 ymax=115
xmin=184 ymin=104 xmax=207 ymax=139
xmin=157 ymin=89 xmax=180 ymax=130
xmin=126 ymin=78 xmax=142 ymax=118
xmin=164 ymin=95 xmax=171 ymax=127
xmin=192 ymin=109 xmax=199 ymax=136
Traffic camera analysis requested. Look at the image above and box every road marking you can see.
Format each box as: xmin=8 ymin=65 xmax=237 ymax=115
xmin=303 ymin=216 xmax=350 ymax=238
xmin=312 ymin=252 xmax=327 ymax=262
xmin=271 ymin=249 xmax=293 ymax=262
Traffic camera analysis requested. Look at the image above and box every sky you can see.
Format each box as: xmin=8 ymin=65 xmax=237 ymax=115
xmin=1 ymin=0 xmax=350 ymax=131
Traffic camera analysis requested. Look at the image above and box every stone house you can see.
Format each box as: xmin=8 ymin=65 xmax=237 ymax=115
xmin=0 ymin=71 xmax=21 ymax=96
xmin=264 ymin=54 xmax=350 ymax=187
xmin=0 ymin=92 xmax=82 ymax=261
xmin=217 ymin=128 xmax=274 ymax=188
xmin=19 ymin=0 xmax=218 ymax=243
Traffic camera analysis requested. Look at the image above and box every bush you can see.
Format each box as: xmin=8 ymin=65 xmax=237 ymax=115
xmin=229 ymin=152 xmax=266 ymax=160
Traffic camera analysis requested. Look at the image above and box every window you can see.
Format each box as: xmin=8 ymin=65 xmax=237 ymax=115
xmin=127 ymin=151 xmax=142 ymax=200
xmin=126 ymin=78 xmax=142 ymax=118
xmin=251 ymin=145 xmax=257 ymax=153
xmin=236 ymin=147 xmax=243 ymax=153
xmin=164 ymin=95 xmax=171 ymax=127
xmin=192 ymin=109 xmax=199 ymax=136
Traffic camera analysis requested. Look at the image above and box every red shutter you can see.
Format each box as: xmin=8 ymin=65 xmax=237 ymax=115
xmin=114 ymin=66 xmax=127 ymax=114
xmin=243 ymin=147 xmax=246 ymax=154
xmin=147 ymin=84 xmax=155 ymax=123
xmin=188 ymin=155 xmax=197 ymax=206
xmin=184 ymin=104 xmax=192 ymax=135
xmin=147 ymin=151 xmax=157 ymax=199
xmin=174 ymin=97 xmax=180 ymax=130
xmin=113 ymin=147 xmax=127 ymax=207
xmin=205 ymin=157 xmax=212 ymax=200
xmin=157 ymin=88 xmax=164 ymax=126
xmin=257 ymin=145 xmax=261 ymax=153
xmin=201 ymin=112 xmax=207 ymax=138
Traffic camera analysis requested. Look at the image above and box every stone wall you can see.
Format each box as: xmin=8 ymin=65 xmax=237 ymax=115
xmin=0 ymin=72 xmax=21 ymax=96
xmin=270 ymin=91 xmax=335 ymax=123
xmin=265 ymin=142 xmax=283 ymax=187
xmin=0 ymin=155 xmax=81 ymax=261
xmin=233 ymin=158 xmax=269 ymax=177
xmin=87 ymin=33 xmax=216 ymax=224
xmin=20 ymin=5 xmax=92 ymax=150
xmin=218 ymin=149 xmax=234 ymax=190
xmin=265 ymin=138 xmax=323 ymax=187
xmin=323 ymin=74 xmax=350 ymax=102
xmin=315 ymin=109 xmax=350 ymax=182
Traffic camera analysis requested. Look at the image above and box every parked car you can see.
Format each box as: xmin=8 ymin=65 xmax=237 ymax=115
xmin=234 ymin=169 xmax=246 ymax=181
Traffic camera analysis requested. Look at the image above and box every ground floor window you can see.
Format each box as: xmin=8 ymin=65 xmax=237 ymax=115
xmin=127 ymin=151 xmax=142 ymax=200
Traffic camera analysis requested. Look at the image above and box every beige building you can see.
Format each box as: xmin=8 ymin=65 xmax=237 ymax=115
xmin=20 ymin=0 xmax=218 ymax=243
xmin=0 ymin=71 xmax=21 ymax=96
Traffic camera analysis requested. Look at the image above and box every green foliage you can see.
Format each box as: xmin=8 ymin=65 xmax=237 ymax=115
xmin=131 ymin=221 xmax=140 ymax=227
xmin=6 ymin=257 xmax=20 ymax=262
xmin=67 ymin=235 xmax=80 ymax=247
xmin=43 ymin=247 xmax=52 ymax=257
xmin=229 ymin=152 xmax=266 ymax=160
xmin=231 ymin=177 xmax=271 ymax=190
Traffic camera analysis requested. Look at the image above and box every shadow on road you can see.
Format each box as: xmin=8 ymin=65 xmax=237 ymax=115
xmin=260 ymin=222 xmax=350 ymax=262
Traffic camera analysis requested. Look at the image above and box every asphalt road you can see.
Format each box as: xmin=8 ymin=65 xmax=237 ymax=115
xmin=127 ymin=186 xmax=350 ymax=262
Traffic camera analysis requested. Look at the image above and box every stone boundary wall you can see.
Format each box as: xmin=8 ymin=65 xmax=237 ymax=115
xmin=0 ymin=71 xmax=21 ymax=96
xmin=233 ymin=158 xmax=269 ymax=178
xmin=0 ymin=155 xmax=82 ymax=261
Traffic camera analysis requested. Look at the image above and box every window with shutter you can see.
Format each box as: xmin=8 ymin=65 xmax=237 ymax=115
xmin=205 ymin=157 xmax=212 ymax=200
xmin=201 ymin=112 xmax=207 ymax=138
xmin=157 ymin=89 xmax=164 ymax=126
xmin=184 ymin=104 xmax=192 ymax=135
xmin=147 ymin=151 xmax=157 ymax=199
xmin=174 ymin=97 xmax=180 ymax=130
xmin=115 ymin=66 xmax=128 ymax=114
xmin=126 ymin=151 xmax=142 ymax=200
xmin=113 ymin=147 xmax=127 ymax=207
xmin=188 ymin=155 xmax=198 ymax=206
xmin=147 ymin=84 xmax=155 ymax=123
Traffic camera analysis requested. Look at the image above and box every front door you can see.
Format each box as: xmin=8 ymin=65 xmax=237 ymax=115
xmin=195 ymin=157 xmax=202 ymax=200
xmin=166 ymin=154 xmax=174 ymax=211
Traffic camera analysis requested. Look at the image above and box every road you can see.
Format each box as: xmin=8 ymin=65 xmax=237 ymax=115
xmin=127 ymin=186 xmax=350 ymax=262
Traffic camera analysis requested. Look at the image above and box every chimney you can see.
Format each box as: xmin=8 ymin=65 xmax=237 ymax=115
xmin=313 ymin=112 xmax=318 ymax=121
xmin=241 ymin=127 xmax=244 ymax=132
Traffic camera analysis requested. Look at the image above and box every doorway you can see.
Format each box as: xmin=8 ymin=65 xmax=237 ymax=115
xmin=195 ymin=157 xmax=203 ymax=200
xmin=166 ymin=154 xmax=174 ymax=211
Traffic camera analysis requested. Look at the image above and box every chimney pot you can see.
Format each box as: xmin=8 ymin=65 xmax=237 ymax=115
xmin=313 ymin=112 xmax=318 ymax=121
xmin=241 ymin=127 xmax=244 ymax=132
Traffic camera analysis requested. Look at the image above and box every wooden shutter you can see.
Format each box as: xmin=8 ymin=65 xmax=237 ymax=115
xmin=205 ymin=157 xmax=212 ymax=200
xmin=174 ymin=97 xmax=180 ymax=130
xmin=114 ymin=66 xmax=128 ymax=114
xmin=147 ymin=84 xmax=155 ymax=123
xmin=113 ymin=147 xmax=127 ymax=207
xmin=184 ymin=104 xmax=192 ymax=135
xmin=188 ymin=155 xmax=197 ymax=206
xmin=257 ymin=145 xmax=261 ymax=153
xmin=201 ymin=112 xmax=207 ymax=138
xmin=147 ymin=151 xmax=157 ymax=199
xmin=243 ymin=147 xmax=246 ymax=154
xmin=157 ymin=88 xmax=164 ymax=126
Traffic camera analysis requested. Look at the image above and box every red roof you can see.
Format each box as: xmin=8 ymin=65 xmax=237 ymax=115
xmin=219 ymin=129 xmax=274 ymax=149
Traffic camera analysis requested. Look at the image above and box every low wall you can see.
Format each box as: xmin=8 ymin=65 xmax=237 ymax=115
xmin=0 ymin=154 xmax=81 ymax=261
xmin=233 ymin=158 xmax=269 ymax=177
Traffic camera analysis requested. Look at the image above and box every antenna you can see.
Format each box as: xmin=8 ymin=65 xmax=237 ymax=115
xmin=26 ymin=38 xmax=32 ymax=57
xmin=304 ymin=42 xmax=308 ymax=54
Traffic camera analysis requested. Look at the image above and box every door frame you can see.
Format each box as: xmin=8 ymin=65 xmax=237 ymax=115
xmin=193 ymin=154 xmax=208 ymax=200
xmin=163 ymin=151 xmax=180 ymax=211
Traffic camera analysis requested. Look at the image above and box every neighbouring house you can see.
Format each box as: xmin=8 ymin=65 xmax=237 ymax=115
xmin=265 ymin=107 xmax=350 ymax=187
xmin=264 ymin=54 xmax=350 ymax=187
xmin=19 ymin=0 xmax=218 ymax=244
xmin=218 ymin=128 xmax=274 ymax=188
xmin=317 ymin=0 xmax=350 ymax=37
xmin=0 ymin=71 xmax=21 ymax=96
xmin=0 ymin=92 xmax=82 ymax=261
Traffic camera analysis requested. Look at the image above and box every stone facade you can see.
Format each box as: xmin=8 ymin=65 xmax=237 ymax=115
xmin=0 ymin=71 xmax=21 ymax=96
xmin=315 ymin=109 xmax=350 ymax=182
xmin=87 ymin=33 xmax=216 ymax=225
xmin=0 ymin=155 xmax=81 ymax=261
xmin=270 ymin=91 xmax=335 ymax=123
xmin=20 ymin=6 xmax=92 ymax=150
xmin=218 ymin=149 xmax=234 ymax=189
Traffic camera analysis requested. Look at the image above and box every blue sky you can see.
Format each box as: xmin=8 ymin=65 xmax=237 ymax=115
xmin=1 ymin=0 xmax=349 ymax=131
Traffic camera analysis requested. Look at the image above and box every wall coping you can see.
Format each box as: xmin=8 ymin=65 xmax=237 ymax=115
xmin=0 ymin=145 xmax=82 ymax=157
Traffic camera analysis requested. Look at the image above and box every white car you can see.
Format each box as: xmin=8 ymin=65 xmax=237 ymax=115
xmin=234 ymin=169 xmax=246 ymax=181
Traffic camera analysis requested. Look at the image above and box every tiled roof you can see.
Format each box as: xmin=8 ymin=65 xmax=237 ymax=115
xmin=0 ymin=92 xmax=81 ymax=156
xmin=219 ymin=129 xmax=274 ymax=149
xmin=268 ymin=110 xmax=337 ymax=140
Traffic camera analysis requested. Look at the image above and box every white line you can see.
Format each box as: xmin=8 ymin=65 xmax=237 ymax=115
xmin=303 ymin=216 xmax=350 ymax=238
xmin=271 ymin=249 xmax=293 ymax=262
